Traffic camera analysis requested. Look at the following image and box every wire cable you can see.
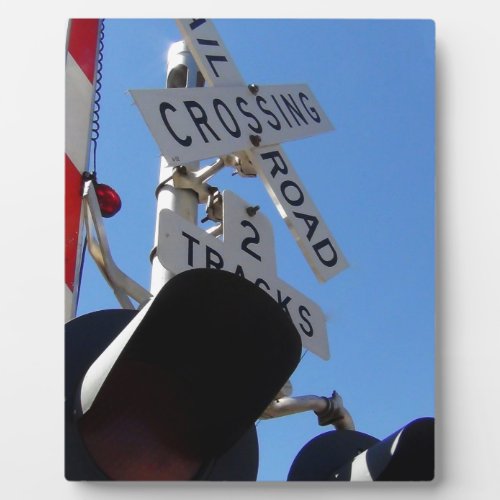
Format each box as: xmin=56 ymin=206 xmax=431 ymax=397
xmin=76 ymin=19 xmax=105 ymax=314
xmin=90 ymin=19 xmax=105 ymax=176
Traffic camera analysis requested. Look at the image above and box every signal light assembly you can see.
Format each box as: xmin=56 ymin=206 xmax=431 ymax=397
xmin=94 ymin=182 xmax=122 ymax=218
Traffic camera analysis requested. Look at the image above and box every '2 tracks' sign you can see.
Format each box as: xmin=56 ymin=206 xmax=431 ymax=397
xmin=157 ymin=191 xmax=330 ymax=360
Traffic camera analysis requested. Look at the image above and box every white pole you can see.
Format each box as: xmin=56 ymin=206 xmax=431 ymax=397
xmin=150 ymin=41 xmax=203 ymax=294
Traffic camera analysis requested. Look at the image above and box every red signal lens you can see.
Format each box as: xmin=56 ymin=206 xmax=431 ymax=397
xmin=94 ymin=183 xmax=122 ymax=218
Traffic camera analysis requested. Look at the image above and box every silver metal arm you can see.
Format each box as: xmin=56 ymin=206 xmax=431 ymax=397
xmin=261 ymin=395 xmax=329 ymax=418
xmin=82 ymin=179 xmax=153 ymax=309
xmin=261 ymin=391 xmax=355 ymax=431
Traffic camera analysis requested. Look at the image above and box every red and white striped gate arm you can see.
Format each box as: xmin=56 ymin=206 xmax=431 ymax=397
xmin=65 ymin=19 xmax=103 ymax=322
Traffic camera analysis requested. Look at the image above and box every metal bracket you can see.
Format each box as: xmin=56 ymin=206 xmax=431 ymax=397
xmin=313 ymin=391 xmax=355 ymax=430
xmin=158 ymin=154 xmax=256 ymax=205
xmin=223 ymin=152 xmax=256 ymax=178
xmin=169 ymin=158 xmax=223 ymax=204
xmin=82 ymin=180 xmax=152 ymax=309
xmin=201 ymin=188 xmax=223 ymax=224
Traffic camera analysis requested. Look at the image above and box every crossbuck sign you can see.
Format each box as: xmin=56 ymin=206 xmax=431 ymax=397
xmin=131 ymin=18 xmax=348 ymax=283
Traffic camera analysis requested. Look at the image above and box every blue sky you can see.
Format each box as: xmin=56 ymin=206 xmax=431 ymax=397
xmin=76 ymin=18 xmax=435 ymax=481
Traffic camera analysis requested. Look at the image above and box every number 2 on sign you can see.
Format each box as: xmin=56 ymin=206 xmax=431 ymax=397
xmin=240 ymin=220 xmax=261 ymax=262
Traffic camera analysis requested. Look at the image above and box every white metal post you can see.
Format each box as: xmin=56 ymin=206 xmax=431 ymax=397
xmin=150 ymin=41 xmax=203 ymax=294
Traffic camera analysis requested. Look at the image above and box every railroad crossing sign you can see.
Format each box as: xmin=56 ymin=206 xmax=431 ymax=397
xmin=157 ymin=190 xmax=330 ymax=360
xmin=131 ymin=18 xmax=348 ymax=283
xmin=130 ymin=84 xmax=333 ymax=167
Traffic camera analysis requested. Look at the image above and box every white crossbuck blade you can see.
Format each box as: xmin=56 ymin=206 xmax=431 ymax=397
xmin=131 ymin=18 xmax=348 ymax=284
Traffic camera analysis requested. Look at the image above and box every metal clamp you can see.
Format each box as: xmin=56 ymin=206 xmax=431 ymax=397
xmin=156 ymin=154 xmax=256 ymax=204
xmin=314 ymin=391 xmax=355 ymax=430
xmin=158 ymin=159 xmax=224 ymax=204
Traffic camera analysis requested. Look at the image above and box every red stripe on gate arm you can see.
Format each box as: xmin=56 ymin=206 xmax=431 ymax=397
xmin=67 ymin=19 xmax=100 ymax=83
xmin=65 ymin=155 xmax=84 ymax=291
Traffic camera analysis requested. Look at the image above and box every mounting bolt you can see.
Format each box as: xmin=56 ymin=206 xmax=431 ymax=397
xmin=246 ymin=205 xmax=260 ymax=217
xmin=249 ymin=134 xmax=261 ymax=147
xmin=177 ymin=165 xmax=187 ymax=175
xmin=248 ymin=83 xmax=259 ymax=95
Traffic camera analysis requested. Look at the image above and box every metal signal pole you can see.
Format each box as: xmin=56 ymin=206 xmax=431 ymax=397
xmin=65 ymin=19 xmax=104 ymax=321
xmin=150 ymin=41 xmax=203 ymax=294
